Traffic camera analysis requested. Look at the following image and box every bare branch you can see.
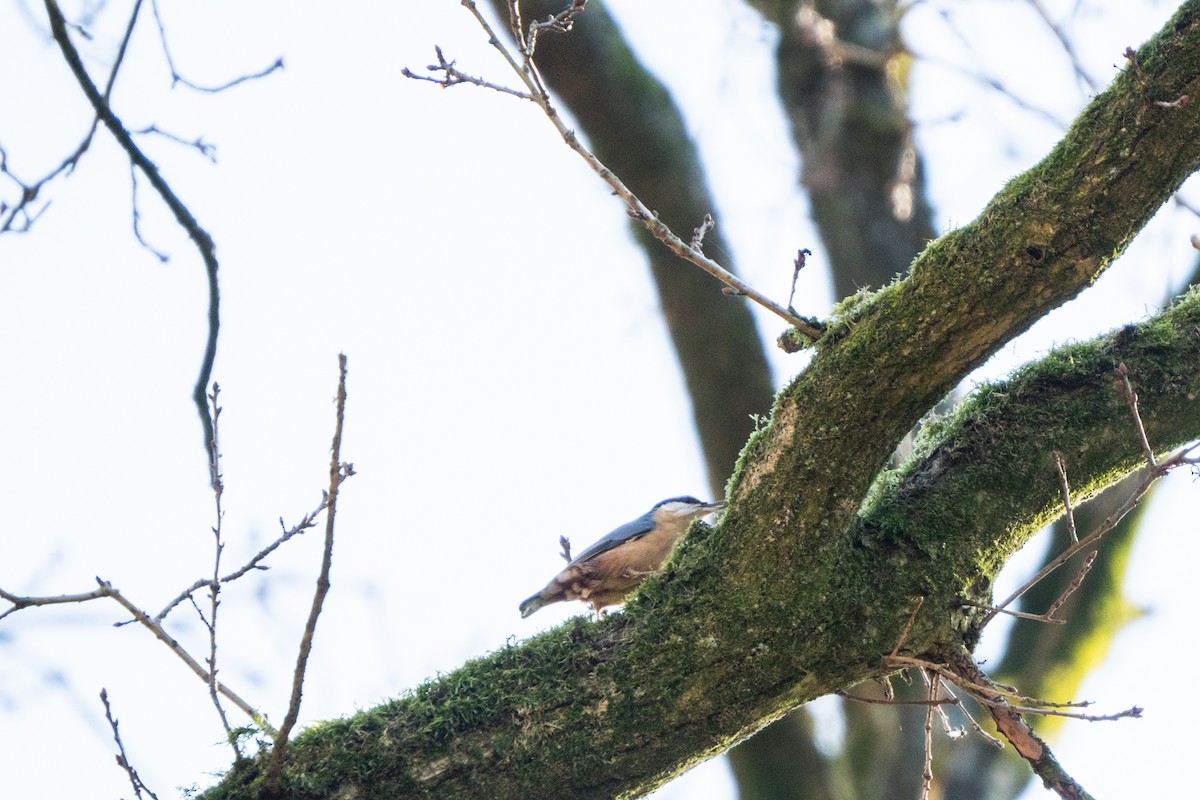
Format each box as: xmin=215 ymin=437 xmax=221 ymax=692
xmin=203 ymin=384 xmax=239 ymax=757
xmin=266 ymin=354 xmax=355 ymax=786
xmin=100 ymin=689 xmax=160 ymax=800
xmin=1115 ymin=362 xmax=1157 ymax=468
xmin=401 ymin=45 xmax=533 ymax=100
xmin=1043 ymin=550 xmax=1097 ymax=621
xmin=985 ymin=366 xmax=1200 ymax=622
xmin=405 ymin=1 xmax=824 ymax=342
xmin=129 ymin=166 xmax=169 ymax=262
xmin=133 ymin=125 xmax=218 ymax=162
xmin=149 ymin=0 xmax=283 ymax=93
xmin=1024 ymin=0 xmax=1099 ymax=93
xmin=889 ymin=596 xmax=924 ymax=659
xmin=0 ymin=0 xmax=142 ymax=234
xmin=945 ymin=651 xmax=1096 ymax=800
xmin=1053 ymin=451 xmax=1078 ymax=542
xmin=44 ymin=0 xmax=222 ymax=467
xmin=0 ymin=585 xmax=110 ymax=622
xmin=920 ymin=673 xmax=937 ymax=800
xmin=151 ymin=488 xmax=332 ymax=623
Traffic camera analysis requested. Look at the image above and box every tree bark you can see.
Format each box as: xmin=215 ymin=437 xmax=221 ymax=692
xmin=201 ymin=4 xmax=1200 ymax=798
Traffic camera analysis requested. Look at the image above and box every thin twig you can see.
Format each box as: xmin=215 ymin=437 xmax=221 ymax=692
xmin=1024 ymin=0 xmax=1098 ymax=93
xmin=2 ymin=580 xmax=271 ymax=731
xmin=129 ymin=166 xmax=169 ymax=262
xmin=151 ymin=489 xmax=334 ymax=623
xmin=985 ymin=365 xmax=1200 ymax=622
xmin=44 ymin=0 xmax=221 ymax=468
xmin=401 ymin=45 xmax=534 ymax=100
xmin=114 ymin=579 xmax=273 ymax=733
xmin=889 ymin=596 xmax=925 ymax=658
xmin=920 ymin=673 xmax=937 ymax=800
xmin=788 ymin=248 xmax=811 ymax=311
xmin=266 ymin=354 xmax=355 ymax=786
xmin=1115 ymin=363 xmax=1156 ymax=468
xmin=960 ymin=599 xmax=1067 ymax=623
xmin=1053 ymin=451 xmax=1078 ymax=542
xmin=0 ymin=585 xmax=110 ymax=622
xmin=100 ymin=689 xmax=160 ymax=800
xmin=837 ymin=689 xmax=958 ymax=706
xmin=0 ymin=0 xmax=142 ymax=234
xmin=406 ymin=1 xmax=823 ymax=341
xmin=204 ymin=384 xmax=239 ymax=757
xmin=149 ymin=0 xmax=283 ymax=92
xmin=1043 ymin=551 xmax=1097 ymax=621
xmin=132 ymin=125 xmax=218 ymax=162
xmin=945 ymin=650 xmax=1094 ymax=800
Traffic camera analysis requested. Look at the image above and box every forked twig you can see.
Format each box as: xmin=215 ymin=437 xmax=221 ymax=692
xmin=405 ymin=1 xmax=823 ymax=341
xmin=984 ymin=366 xmax=1199 ymax=624
xmin=43 ymin=0 xmax=222 ymax=465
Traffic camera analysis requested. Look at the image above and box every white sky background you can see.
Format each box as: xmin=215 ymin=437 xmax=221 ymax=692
xmin=0 ymin=1 xmax=1196 ymax=798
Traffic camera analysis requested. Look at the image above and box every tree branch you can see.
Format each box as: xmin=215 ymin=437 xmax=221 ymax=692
xmin=43 ymin=0 xmax=221 ymax=469
xmin=199 ymin=3 xmax=1200 ymax=795
xmin=201 ymin=285 xmax=1200 ymax=799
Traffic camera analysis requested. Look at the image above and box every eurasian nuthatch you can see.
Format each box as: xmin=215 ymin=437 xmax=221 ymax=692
xmin=519 ymin=496 xmax=726 ymax=618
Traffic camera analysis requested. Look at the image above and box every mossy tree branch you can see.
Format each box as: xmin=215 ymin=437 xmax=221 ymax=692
xmin=202 ymin=5 xmax=1200 ymax=798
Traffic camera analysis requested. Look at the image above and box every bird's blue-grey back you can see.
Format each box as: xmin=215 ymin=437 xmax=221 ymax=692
xmin=568 ymin=510 xmax=657 ymax=566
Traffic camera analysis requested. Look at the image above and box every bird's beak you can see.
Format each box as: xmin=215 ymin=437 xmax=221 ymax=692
xmin=703 ymin=500 xmax=728 ymax=514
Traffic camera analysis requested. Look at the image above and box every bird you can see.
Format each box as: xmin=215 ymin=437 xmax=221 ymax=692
xmin=519 ymin=496 xmax=726 ymax=618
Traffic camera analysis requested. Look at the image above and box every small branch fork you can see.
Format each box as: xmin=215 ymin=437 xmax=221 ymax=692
xmin=865 ymin=362 xmax=1194 ymax=798
xmin=403 ymin=1 xmax=824 ymax=343
xmin=984 ymin=363 xmax=1199 ymax=625
xmin=0 ymin=359 xmax=358 ymax=762
xmin=16 ymin=1 xmax=278 ymax=463
xmin=876 ymin=603 xmax=1136 ymax=800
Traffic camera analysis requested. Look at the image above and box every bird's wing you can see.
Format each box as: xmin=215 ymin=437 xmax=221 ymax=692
xmin=568 ymin=511 xmax=656 ymax=566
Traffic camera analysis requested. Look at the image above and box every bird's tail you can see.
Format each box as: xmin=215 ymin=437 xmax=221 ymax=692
xmin=519 ymin=591 xmax=548 ymax=618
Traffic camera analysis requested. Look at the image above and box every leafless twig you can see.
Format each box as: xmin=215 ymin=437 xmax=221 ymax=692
xmin=133 ymin=125 xmax=218 ymax=162
xmin=149 ymin=0 xmax=283 ymax=92
xmin=266 ymin=354 xmax=356 ymax=787
xmin=43 ymin=0 xmax=222 ymax=468
xmin=1053 ymin=451 xmax=1078 ymax=542
xmin=559 ymin=535 xmax=573 ymax=563
xmin=789 ymin=248 xmax=811 ymax=311
xmin=1 ymin=0 xmax=141 ymax=234
xmin=151 ymin=488 xmax=336 ymax=623
xmin=985 ymin=366 xmax=1199 ymax=623
xmin=203 ymin=384 xmax=239 ymax=756
xmin=0 ymin=577 xmax=274 ymax=733
xmin=1024 ymin=0 xmax=1098 ymax=93
xmin=404 ymin=1 xmax=824 ymax=342
xmin=920 ymin=672 xmax=937 ymax=800
xmin=837 ymin=689 xmax=958 ymax=706
xmin=401 ymin=45 xmax=533 ymax=99
xmin=889 ymin=596 xmax=924 ymax=659
xmin=100 ymin=689 xmax=160 ymax=800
